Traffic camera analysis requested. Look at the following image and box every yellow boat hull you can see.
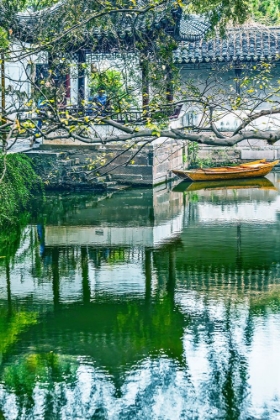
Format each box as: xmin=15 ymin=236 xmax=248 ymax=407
xmin=172 ymin=160 xmax=279 ymax=182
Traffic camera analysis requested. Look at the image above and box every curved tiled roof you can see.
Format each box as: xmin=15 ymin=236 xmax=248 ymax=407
xmin=174 ymin=26 xmax=280 ymax=64
xmin=9 ymin=5 xmax=208 ymax=44
xmin=177 ymin=14 xmax=209 ymax=41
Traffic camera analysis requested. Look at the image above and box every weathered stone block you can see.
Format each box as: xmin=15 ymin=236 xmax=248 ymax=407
xmin=26 ymin=139 xmax=184 ymax=188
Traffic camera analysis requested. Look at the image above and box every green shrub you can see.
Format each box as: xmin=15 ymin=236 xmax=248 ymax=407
xmin=0 ymin=153 xmax=43 ymax=226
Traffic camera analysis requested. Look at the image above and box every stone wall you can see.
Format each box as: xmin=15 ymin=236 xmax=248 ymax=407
xmin=26 ymin=139 xmax=185 ymax=189
xmin=196 ymin=145 xmax=280 ymax=164
xmin=195 ymin=146 xmax=241 ymax=165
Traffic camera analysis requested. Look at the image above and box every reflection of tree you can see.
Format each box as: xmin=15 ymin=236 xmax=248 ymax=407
xmin=249 ymin=289 xmax=280 ymax=315
xmin=236 ymin=223 xmax=242 ymax=270
xmin=0 ymin=223 xmax=39 ymax=377
xmin=12 ymin=297 xmax=186 ymax=372
xmin=0 ymin=309 xmax=38 ymax=367
xmin=0 ymin=242 xmax=187 ymax=412
xmin=2 ymin=212 xmax=280 ymax=417
xmin=144 ymin=249 xmax=152 ymax=304
xmin=81 ymin=246 xmax=90 ymax=304
xmin=152 ymin=241 xmax=280 ymax=418
xmin=52 ymin=247 xmax=60 ymax=307
xmin=32 ymin=192 xmax=106 ymax=226
xmin=167 ymin=248 xmax=176 ymax=304
xmin=5 ymin=258 xmax=11 ymax=315
xmin=0 ymin=290 xmax=186 ymax=416
xmin=221 ymin=303 xmax=249 ymax=420
xmin=32 ymin=189 xmax=157 ymax=227
xmin=2 ymin=353 xmax=77 ymax=415
xmin=0 ymin=222 xmax=23 ymax=265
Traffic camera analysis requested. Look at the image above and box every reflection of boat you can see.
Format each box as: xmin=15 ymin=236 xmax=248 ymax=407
xmin=172 ymin=160 xmax=279 ymax=181
xmin=173 ymin=177 xmax=278 ymax=192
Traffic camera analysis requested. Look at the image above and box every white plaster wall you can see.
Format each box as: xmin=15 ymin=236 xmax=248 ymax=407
xmin=44 ymin=212 xmax=184 ymax=248
xmin=1 ymin=44 xmax=48 ymax=118
xmin=179 ymin=64 xmax=280 ymax=138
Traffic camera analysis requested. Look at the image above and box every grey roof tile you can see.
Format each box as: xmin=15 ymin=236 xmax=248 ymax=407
xmin=175 ymin=26 xmax=280 ymax=64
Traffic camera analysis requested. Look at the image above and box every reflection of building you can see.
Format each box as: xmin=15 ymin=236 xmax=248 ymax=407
xmin=45 ymin=186 xmax=184 ymax=247
xmin=0 ymin=184 xmax=184 ymax=304
xmin=186 ymin=174 xmax=279 ymax=224
xmin=0 ymin=185 xmax=186 ymax=404
xmin=181 ymin=173 xmax=279 ymax=223
xmin=172 ymin=174 xmax=280 ymax=295
xmin=1 ymin=181 xmax=280 ymax=418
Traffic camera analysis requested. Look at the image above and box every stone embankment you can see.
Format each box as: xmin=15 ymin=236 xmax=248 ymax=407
xmin=6 ymin=137 xmax=280 ymax=190
xmin=24 ymin=140 xmax=184 ymax=189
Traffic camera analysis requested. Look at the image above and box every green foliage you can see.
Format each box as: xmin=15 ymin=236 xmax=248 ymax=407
xmin=187 ymin=141 xmax=200 ymax=167
xmin=190 ymin=0 xmax=280 ymax=28
xmin=187 ymin=142 xmax=236 ymax=169
xmin=250 ymin=0 xmax=280 ymax=24
xmin=89 ymin=69 xmax=123 ymax=95
xmin=0 ymin=28 xmax=9 ymax=50
xmin=189 ymin=0 xmax=251 ymax=33
xmin=0 ymin=154 xmax=43 ymax=226
xmin=24 ymin=0 xmax=59 ymax=11
xmin=2 ymin=0 xmax=58 ymax=12
xmin=0 ymin=0 xmax=56 ymax=49
xmin=88 ymin=69 xmax=135 ymax=110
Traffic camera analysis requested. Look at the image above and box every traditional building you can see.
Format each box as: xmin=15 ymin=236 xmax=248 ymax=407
xmin=173 ymin=25 xmax=280 ymax=161
xmin=2 ymin=7 xmax=280 ymax=182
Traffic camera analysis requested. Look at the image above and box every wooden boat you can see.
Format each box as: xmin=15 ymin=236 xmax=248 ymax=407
xmin=172 ymin=159 xmax=279 ymax=182
xmin=173 ymin=177 xmax=277 ymax=193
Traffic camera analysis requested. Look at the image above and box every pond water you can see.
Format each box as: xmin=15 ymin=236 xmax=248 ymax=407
xmin=1 ymin=173 xmax=280 ymax=419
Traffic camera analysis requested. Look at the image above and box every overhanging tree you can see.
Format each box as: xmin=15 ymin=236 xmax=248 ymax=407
xmin=1 ymin=0 xmax=280 ymax=161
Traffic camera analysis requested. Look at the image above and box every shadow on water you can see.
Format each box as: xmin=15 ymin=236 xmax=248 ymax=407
xmin=1 ymin=177 xmax=280 ymax=418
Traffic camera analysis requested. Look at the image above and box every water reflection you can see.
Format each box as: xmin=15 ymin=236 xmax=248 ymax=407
xmin=173 ymin=176 xmax=278 ymax=193
xmin=1 ymin=177 xmax=280 ymax=418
